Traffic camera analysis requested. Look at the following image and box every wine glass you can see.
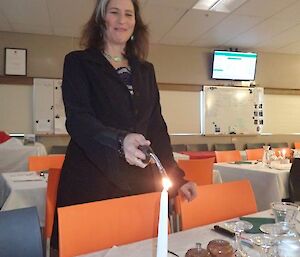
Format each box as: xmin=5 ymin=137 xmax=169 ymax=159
xmin=259 ymin=222 xmax=300 ymax=257
xmin=262 ymin=145 xmax=271 ymax=166
xmin=250 ymin=234 xmax=277 ymax=257
xmin=223 ymin=220 xmax=253 ymax=257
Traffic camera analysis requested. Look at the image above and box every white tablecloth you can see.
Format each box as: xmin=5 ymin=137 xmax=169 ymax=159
xmin=0 ymin=171 xmax=47 ymax=226
xmin=214 ymin=162 xmax=290 ymax=211
xmin=0 ymin=138 xmax=47 ymax=173
xmin=77 ymin=210 xmax=286 ymax=257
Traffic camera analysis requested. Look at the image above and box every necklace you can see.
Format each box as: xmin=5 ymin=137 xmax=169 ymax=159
xmin=103 ymin=51 xmax=125 ymax=62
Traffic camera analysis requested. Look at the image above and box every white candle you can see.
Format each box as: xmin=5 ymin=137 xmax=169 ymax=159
xmin=156 ymin=177 xmax=171 ymax=257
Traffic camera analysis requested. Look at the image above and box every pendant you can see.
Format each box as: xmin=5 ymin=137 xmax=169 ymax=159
xmin=103 ymin=51 xmax=124 ymax=62
xmin=112 ymin=56 xmax=123 ymax=62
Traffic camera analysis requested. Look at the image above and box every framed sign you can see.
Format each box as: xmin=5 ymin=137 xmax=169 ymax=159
xmin=4 ymin=48 xmax=27 ymax=76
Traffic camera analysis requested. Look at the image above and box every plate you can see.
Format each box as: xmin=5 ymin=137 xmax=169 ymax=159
xmin=260 ymin=223 xmax=290 ymax=236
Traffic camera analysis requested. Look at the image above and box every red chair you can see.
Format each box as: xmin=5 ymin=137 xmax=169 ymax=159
xmin=58 ymin=192 xmax=161 ymax=257
xmin=180 ymin=151 xmax=216 ymax=160
xmin=245 ymin=148 xmax=264 ymax=161
xmin=294 ymin=142 xmax=300 ymax=149
xmin=215 ymin=150 xmax=242 ymax=163
xmin=177 ymin=180 xmax=257 ymax=230
xmin=28 ymin=155 xmax=65 ymax=171
xmin=178 ymin=158 xmax=215 ymax=185
xmin=44 ymin=168 xmax=61 ymax=240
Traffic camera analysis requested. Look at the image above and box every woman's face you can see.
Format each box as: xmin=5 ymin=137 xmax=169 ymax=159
xmin=104 ymin=0 xmax=136 ymax=47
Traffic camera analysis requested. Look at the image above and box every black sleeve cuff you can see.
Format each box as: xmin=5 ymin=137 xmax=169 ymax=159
xmin=117 ymin=132 xmax=128 ymax=158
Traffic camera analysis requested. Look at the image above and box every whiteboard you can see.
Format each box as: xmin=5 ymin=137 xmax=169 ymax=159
xmin=33 ymin=78 xmax=67 ymax=135
xmin=53 ymin=79 xmax=67 ymax=134
xmin=33 ymin=78 xmax=54 ymax=134
xmin=201 ymin=86 xmax=264 ymax=135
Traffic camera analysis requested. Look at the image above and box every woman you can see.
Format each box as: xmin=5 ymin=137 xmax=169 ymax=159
xmin=51 ymin=0 xmax=197 ymax=249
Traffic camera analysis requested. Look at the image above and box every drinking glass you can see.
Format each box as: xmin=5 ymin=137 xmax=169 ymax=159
xmin=271 ymin=202 xmax=299 ymax=224
xmin=223 ymin=220 xmax=253 ymax=257
xmin=262 ymin=146 xmax=271 ymax=166
xmin=250 ymin=234 xmax=277 ymax=257
xmin=271 ymin=202 xmax=299 ymax=236
xmin=277 ymin=237 xmax=300 ymax=257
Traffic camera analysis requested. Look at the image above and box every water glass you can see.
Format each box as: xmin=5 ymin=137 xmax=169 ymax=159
xmin=277 ymin=237 xmax=300 ymax=257
xmin=271 ymin=202 xmax=299 ymax=225
xmin=224 ymin=220 xmax=253 ymax=257
xmin=249 ymin=234 xmax=277 ymax=257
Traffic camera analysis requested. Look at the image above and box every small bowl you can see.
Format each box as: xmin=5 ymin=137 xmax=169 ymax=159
xmin=207 ymin=239 xmax=234 ymax=257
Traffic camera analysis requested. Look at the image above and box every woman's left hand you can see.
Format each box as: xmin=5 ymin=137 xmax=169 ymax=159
xmin=179 ymin=181 xmax=197 ymax=202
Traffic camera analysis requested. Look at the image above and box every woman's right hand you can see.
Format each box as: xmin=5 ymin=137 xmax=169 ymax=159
xmin=123 ymin=133 xmax=151 ymax=168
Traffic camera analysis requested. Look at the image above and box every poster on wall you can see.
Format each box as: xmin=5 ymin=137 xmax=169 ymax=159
xmin=4 ymin=48 xmax=27 ymax=76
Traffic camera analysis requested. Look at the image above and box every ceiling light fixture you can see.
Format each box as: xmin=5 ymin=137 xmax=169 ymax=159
xmin=209 ymin=0 xmax=223 ymax=10
xmin=193 ymin=0 xmax=247 ymax=13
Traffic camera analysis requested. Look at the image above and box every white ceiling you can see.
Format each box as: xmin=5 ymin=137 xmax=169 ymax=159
xmin=1 ymin=0 xmax=300 ymax=54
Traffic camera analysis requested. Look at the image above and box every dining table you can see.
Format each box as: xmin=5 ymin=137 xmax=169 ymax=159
xmin=0 ymin=138 xmax=47 ymax=173
xmin=214 ymin=161 xmax=291 ymax=211
xmin=0 ymin=171 xmax=47 ymax=226
xmin=77 ymin=210 xmax=300 ymax=257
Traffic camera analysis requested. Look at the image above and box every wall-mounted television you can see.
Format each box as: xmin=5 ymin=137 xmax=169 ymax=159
xmin=212 ymin=50 xmax=257 ymax=81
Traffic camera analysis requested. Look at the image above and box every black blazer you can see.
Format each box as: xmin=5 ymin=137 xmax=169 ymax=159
xmin=56 ymin=48 xmax=186 ymax=206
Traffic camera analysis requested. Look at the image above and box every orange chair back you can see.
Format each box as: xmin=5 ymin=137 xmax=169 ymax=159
xmin=28 ymin=155 xmax=65 ymax=171
xmin=178 ymin=180 xmax=257 ymax=230
xmin=215 ymin=150 xmax=242 ymax=163
xmin=58 ymin=192 xmax=161 ymax=257
xmin=178 ymin=158 xmax=215 ymax=185
xmin=272 ymin=148 xmax=292 ymax=159
xmin=294 ymin=142 xmax=300 ymax=149
xmin=245 ymin=148 xmax=264 ymax=161
xmin=44 ymin=168 xmax=61 ymax=239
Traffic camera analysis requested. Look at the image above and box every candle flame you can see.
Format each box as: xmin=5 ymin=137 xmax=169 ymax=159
xmin=162 ymin=177 xmax=172 ymax=190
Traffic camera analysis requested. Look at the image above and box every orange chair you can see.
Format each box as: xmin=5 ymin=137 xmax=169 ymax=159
xmin=28 ymin=155 xmax=65 ymax=171
xmin=215 ymin=150 xmax=242 ymax=163
xmin=178 ymin=158 xmax=215 ymax=185
xmin=177 ymin=180 xmax=257 ymax=230
xmin=245 ymin=148 xmax=264 ymax=161
xmin=45 ymin=168 xmax=61 ymax=257
xmin=45 ymin=168 xmax=61 ymax=240
xmin=272 ymin=148 xmax=292 ymax=159
xmin=58 ymin=192 xmax=161 ymax=257
xmin=294 ymin=142 xmax=300 ymax=149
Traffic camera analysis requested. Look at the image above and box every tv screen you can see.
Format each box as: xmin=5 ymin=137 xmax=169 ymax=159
xmin=212 ymin=50 xmax=257 ymax=81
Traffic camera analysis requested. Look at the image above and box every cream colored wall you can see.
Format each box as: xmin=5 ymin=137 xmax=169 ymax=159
xmin=148 ymin=44 xmax=300 ymax=89
xmin=2 ymin=31 xmax=300 ymax=88
xmin=1 ymin=32 xmax=300 ymax=151
xmin=160 ymin=90 xmax=200 ymax=134
xmin=0 ymin=32 xmax=79 ymax=78
xmin=0 ymin=84 xmax=32 ymax=133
